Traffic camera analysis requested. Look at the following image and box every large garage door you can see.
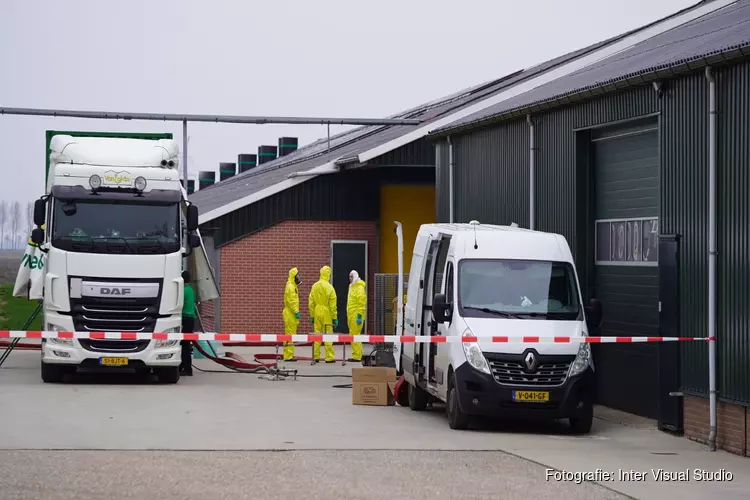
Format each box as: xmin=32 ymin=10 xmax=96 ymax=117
xmin=592 ymin=119 xmax=660 ymax=419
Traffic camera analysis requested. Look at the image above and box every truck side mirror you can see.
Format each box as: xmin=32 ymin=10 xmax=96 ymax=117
xmin=34 ymin=199 xmax=46 ymax=227
xmin=187 ymin=205 xmax=199 ymax=232
xmin=188 ymin=233 xmax=200 ymax=248
xmin=585 ymin=298 xmax=603 ymax=330
xmin=31 ymin=227 xmax=44 ymax=245
xmin=432 ymin=293 xmax=452 ymax=324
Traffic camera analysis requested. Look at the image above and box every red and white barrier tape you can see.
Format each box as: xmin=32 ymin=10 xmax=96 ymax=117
xmin=0 ymin=331 xmax=714 ymax=344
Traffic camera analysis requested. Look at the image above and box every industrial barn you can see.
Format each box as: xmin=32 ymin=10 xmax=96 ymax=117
xmin=429 ymin=0 xmax=750 ymax=456
xmin=189 ymin=0 xmax=750 ymax=456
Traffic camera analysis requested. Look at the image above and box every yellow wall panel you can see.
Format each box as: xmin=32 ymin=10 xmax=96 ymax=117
xmin=379 ymin=184 xmax=435 ymax=274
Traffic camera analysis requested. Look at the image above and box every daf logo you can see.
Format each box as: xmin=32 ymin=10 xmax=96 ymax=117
xmin=100 ymin=287 xmax=131 ymax=295
xmin=524 ymin=351 xmax=538 ymax=372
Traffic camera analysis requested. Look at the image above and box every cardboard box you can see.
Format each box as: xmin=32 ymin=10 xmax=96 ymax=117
xmin=352 ymin=367 xmax=397 ymax=406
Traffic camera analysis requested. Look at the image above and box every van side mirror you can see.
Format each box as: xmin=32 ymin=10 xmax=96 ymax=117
xmin=34 ymin=199 xmax=46 ymax=227
xmin=585 ymin=298 xmax=603 ymax=330
xmin=31 ymin=227 xmax=44 ymax=245
xmin=432 ymin=293 xmax=452 ymax=324
xmin=187 ymin=205 xmax=199 ymax=232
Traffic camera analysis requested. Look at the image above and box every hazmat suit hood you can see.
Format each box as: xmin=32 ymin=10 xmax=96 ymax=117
xmin=319 ymin=265 xmax=332 ymax=282
xmin=288 ymin=267 xmax=300 ymax=285
xmin=349 ymin=270 xmax=360 ymax=284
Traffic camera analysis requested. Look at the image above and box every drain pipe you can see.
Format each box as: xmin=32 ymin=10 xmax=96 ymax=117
xmin=447 ymin=136 xmax=454 ymax=223
xmin=527 ymin=114 xmax=535 ymax=230
xmin=705 ymin=65 xmax=718 ymax=452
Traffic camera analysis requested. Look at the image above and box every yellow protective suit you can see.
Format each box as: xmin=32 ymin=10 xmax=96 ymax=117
xmin=308 ymin=265 xmax=337 ymax=362
xmin=346 ymin=272 xmax=367 ymax=361
xmin=282 ymin=268 xmax=300 ymax=361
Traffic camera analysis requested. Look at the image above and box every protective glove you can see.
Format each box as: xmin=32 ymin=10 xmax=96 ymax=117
xmin=295 ymin=312 xmax=301 ymax=320
xmin=333 ymin=319 xmax=339 ymax=328
xmin=310 ymin=318 xmax=315 ymax=326
xmin=356 ymin=314 xmax=362 ymax=326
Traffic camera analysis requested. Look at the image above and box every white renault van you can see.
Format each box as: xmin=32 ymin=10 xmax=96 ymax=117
xmin=399 ymin=222 xmax=602 ymax=433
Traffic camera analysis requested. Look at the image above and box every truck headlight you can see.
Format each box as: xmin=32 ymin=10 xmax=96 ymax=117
xmin=47 ymin=324 xmax=72 ymax=345
xmin=462 ymin=329 xmax=490 ymax=374
xmin=155 ymin=327 xmax=180 ymax=348
xmin=568 ymin=342 xmax=591 ymax=377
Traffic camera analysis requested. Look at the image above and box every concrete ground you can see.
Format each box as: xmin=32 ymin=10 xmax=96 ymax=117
xmin=1 ymin=344 xmax=749 ymax=500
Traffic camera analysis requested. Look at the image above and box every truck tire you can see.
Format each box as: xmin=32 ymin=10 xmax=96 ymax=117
xmin=41 ymin=362 xmax=66 ymax=383
xmin=408 ymin=382 xmax=429 ymax=411
xmin=155 ymin=367 xmax=180 ymax=384
xmin=569 ymin=403 xmax=594 ymax=434
xmin=446 ymin=373 xmax=470 ymax=430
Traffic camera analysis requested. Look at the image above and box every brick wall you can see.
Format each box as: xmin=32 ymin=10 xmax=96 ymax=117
xmin=684 ymin=394 xmax=749 ymax=457
xmin=218 ymin=220 xmax=378 ymax=335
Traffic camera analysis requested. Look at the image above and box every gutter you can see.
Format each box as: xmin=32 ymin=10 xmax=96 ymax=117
xmin=705 ymin=65 xmax=718 ymax=453
xmin=429 ymin=44 xmax=750 ymax=138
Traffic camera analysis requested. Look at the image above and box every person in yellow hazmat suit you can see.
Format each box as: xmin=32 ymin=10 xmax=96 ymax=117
xmin=346 ymin=270 xmax=367 ymax=362
xmin=282 ymin=267 xmax=302 ymax=362
xmin=308 ymin=265 xmax=338 ymax=363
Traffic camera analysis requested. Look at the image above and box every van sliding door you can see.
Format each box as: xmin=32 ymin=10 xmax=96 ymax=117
xmin=418 ymin=235 xmax=450 ymax=386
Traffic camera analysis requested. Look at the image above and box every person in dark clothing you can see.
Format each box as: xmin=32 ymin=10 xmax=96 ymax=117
xmin=180 ymin=270 xmax=196 ymax=376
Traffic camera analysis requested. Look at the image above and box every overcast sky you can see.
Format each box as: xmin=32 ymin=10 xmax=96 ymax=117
xmin=1 ymin=0 xmax=696 ymax=205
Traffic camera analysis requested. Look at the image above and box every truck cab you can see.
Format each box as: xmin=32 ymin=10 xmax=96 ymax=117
xmin=399 ymin=222 xmax=602 ymax=432
xmin=30 ymin=134 xmax=216 ymax=384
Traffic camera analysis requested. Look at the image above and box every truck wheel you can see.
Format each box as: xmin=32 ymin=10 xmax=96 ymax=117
xmin=408 ymin=382 xmax=429 ymax=411
xmin=569 ymin=403 xmax=594 ymax=434
xmin=446 ymin=374 xmax=470 ymax=430
xmin=155 ymin=367 xmax=180 ymax=384
xmin=41 ymin=362 xmax=66 ymax=383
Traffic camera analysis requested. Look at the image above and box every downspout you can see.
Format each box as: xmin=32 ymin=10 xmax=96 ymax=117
xmin=526 ymin=114 xmax=535 ymax=230
xmin=705 ymin=65 xmax=718 ymax=452
xmin=447 ymin=136 xmax=454 ymax=223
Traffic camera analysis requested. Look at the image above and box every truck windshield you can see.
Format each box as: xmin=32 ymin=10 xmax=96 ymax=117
xmin=458 ymin=259 xmax=581 ymax=320
xmin=51 ymin=199 xmax=180 ymax=254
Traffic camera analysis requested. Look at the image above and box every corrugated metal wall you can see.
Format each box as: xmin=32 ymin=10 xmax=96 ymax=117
xmin=433 ymin=68 xmax=750 ymax=404
xmin=369 ymin=138 xmax=435 ymax=166
xmin=716 ymin=61 xmax=750 ymax=404
xmin=210 ymin=170 xmax=380 ymax=247
xmin=660 ymin=72 xmax=710 ymax=395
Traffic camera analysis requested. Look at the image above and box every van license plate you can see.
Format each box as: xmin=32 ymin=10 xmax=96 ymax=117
xmin=513 ymin=390 xmax=549 ymax=402
xmin=100 ymin=357 xmax=129 ymax=366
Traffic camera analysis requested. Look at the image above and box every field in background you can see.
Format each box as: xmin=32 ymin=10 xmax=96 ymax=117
xmin=0 ymin=250 xmax=22 ymax=285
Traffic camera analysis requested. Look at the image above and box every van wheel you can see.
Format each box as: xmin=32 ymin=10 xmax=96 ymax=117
xmin=41 ymin=362 xmax=66 ymax=383
xmin=408 ymin=382 xmax=428 ymax=411
xmin=447 ymin=374 xmax=470 ymax=430
xmin=569 ymin=403 xmax=594 ymax=434
xmin=155 ymin=367 xmax=180 ymax=384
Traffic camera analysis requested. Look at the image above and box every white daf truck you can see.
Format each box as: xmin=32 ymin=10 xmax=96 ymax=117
xmin=29 ymin=134 xmax=218 ymax=384
xmin=396 ymin=222 xmax=602 ymax=432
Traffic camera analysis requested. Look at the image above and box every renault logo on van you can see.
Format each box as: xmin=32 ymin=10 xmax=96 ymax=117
xmin=524 ymin=351 xmax=538 ymax=372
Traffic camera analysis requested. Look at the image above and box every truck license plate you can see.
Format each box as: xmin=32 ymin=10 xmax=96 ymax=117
xmin=100 ymin=357 xmax=129 ymax=366
xmin=512 ymin=390 xmax=549 ymax=402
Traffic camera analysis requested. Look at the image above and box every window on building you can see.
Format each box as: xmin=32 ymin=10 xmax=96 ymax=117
xmin=595 ymin=218 xmax=658 ymax=265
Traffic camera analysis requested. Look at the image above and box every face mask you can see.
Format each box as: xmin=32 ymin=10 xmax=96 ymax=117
xmin=295 ymin=276 xmax=301 ymax=285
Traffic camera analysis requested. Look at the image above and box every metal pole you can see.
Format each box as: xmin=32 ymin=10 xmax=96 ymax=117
xmin=705 ymin=66 xmax=718 ymax=452
xmin=527 ymin=114 xmax=535 ymax=230
xmin=182 ymin=120 xmax=188 ymax=191
xmin=0 ymin=107 xmax=422 ymax=126
xmin=447 ymin=136 xmax=454 ymax=223
xmin=327 ymin=124 xmax=331 ymax=154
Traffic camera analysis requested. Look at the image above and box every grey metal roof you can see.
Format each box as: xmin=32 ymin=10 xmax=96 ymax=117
xmin=190 ymin=0 xmax=714 ymax=219
xmin=432 ymin=0 xmax=750 ymax=135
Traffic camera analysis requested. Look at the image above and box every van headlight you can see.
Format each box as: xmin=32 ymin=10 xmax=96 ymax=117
xmin=568 ymin=342 xmax=591 ymax=377
xmin=155 ymin=327 xmax=181 ymax=348
xmin=462 ymin=329 xmax=490 ymax=374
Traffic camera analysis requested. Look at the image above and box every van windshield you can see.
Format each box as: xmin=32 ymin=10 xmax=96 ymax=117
xmin=458 ymin=259 xmax=581 ymax=320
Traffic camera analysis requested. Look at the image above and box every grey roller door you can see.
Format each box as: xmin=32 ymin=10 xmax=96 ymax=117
xmin=592 ymin=122 xmax=660 ymax=419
